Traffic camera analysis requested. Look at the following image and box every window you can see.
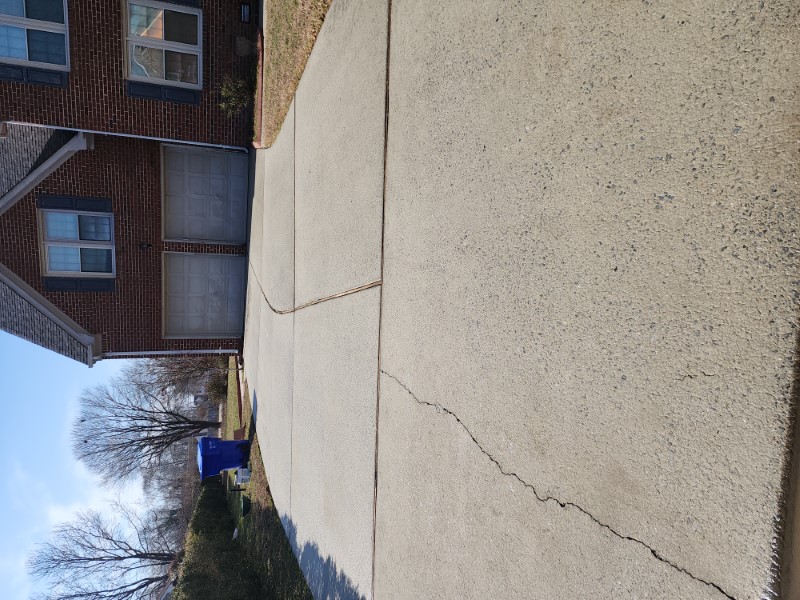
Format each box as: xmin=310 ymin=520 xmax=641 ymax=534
xmin=126 ymin=0 xmax=201 ymax=89
xmin=40 ymin=210 xmax=115 ymax=277
xmin=0 ymin=0 xmax=68 ymax=70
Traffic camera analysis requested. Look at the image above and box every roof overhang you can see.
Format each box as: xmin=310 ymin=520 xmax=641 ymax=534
xmin=0 ymin=130 xmax=93 ymax=217
xmin=0 ymin=262 xmax=98 ymax=366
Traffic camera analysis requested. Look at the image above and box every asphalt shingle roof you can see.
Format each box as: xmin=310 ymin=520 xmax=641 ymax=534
xmin=0 ymin=123 xmax=75 ymax=199
xmin=0 ymin=274 xmax=89 ymax=364
xmin=0 ymin=124 xmax=90 ymax=365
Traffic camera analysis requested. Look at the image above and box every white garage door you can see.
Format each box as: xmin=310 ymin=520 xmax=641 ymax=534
xmin=164 ymin=253 xmax=246 ymax=338
xmin=162 ymin=146 xmax=249 ymax=244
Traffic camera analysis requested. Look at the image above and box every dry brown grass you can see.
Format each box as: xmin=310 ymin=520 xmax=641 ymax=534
xmin=222 ymin=357 xmax=243 ymax=440
xmin=259 ymin=0 xmax=333 ymax=146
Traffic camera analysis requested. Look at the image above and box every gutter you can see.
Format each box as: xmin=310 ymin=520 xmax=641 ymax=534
xmin=100 ymin=349 xmax=239 ymax=359
xmin=4 ymin=121 xmax=249 ymax=153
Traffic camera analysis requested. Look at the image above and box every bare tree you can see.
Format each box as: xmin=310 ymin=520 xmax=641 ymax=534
xmin=134 ymin=356 xmax=234 ymax=396
xmin=140 ymin=440 xmax=201 ymax=546
xmin=72 ymin=364 xmax=221 ymax=486
xmin=28 ymin=504 xmax=180 ymax=600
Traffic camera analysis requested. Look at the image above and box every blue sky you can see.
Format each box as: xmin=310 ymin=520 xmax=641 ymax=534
xmin=0 ymin=331 xmax=142 ymax=600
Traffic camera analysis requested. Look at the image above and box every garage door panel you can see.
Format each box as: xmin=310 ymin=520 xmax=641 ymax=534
xmin=188 ymin=154 xmax=206 ymax=173
xmin=210 ymin=197 xmax=226 ymax=217
xmin=165 ymin=173 xmax=185 ymax=196
xmin=229 ymin=177 xmax=247 ymax=200
xmin=167 ymin=276 xmax=184 ymax=294
xmin=164 ymin=150 xmax=184 ymax=171
xmin=162 ymin=146 xmax=248 ymax=244
xmin=209 ymin=176 xmax=227 ymax=197
xmin=209 ymin=224 xmax=227 ymax=243
xmin=164 ymin=253 xmax=246 ymax=338
xmin=166 ymin=194 xmax=186 ymax=216
xmin=208 ymin=256 xmax=226 ymax=274
xmin=185 ymin=220 xmax=205 ymax=239
xmin=188 ymin=176 xmax=208 ymax=195
xmin=230 ymin=154 xmax=248 ymax=171
xmin=164 ymin=215 xmax=186 ymax=234
xmin=226 ymin=314 xmax=242 ymax=332
xmin=186 ymin=315 xmax=205 ymax=332
xmin=166 ymin=296 xmax=185 ymax=314
xmin=210 ymin=156 xmax=228 ymax=175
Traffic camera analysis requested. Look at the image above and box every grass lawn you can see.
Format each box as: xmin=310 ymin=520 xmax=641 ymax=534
xmin=221 ymin=359 xmax=312 ymax=599
xmin=172 ymin=477 xmax=260 ymax=600
xmin=222 ymin=357 xmax=244 ymax=440
xmin=257 ymin=0 xmax=334 ymax=147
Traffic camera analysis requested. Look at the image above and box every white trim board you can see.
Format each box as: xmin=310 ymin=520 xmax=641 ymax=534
xmin=0 ymin=131 xmax=91 ymax=217
xmin=0 ymin=261 xmax=97 ymax=365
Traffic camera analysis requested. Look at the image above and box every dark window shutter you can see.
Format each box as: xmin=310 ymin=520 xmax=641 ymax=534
xmin=37 ymin=195 xmax=112 ymax=213
xmin=127 ymin=81 xmax=200 ymax=105
xmin=0 ymin=65 xmax=67 ymax=87
xmin=44 ymin=277 xmax=115 ymax=292
xmin=0 ymin=65 xmax=24 ymax=82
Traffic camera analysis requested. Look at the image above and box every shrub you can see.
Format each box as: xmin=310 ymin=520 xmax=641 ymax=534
xmin=218 ymin=75 xmax=253 ymax=118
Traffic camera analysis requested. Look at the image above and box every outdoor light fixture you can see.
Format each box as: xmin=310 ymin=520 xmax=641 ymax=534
xmin=240 ymin=3 xmax=251 ymax=23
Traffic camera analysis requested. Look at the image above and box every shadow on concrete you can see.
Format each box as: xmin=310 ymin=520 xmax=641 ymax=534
xmin=279 ymin=516 xmax=367 ymax=600
xmin=251 ymin=391 xmax=259 ymax=423
xmin=777 ymin=328 xmax=800 ymax=600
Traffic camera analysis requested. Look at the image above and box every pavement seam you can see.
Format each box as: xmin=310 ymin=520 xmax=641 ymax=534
xmin=380 ymin=370 xmax=738 ymax=600
xmin=248 ymin=261 xmax=380 ymax=314
xmin=372 ymin=0 xmax=393 ymax=598
xmin=290 ymin=97 xmax=297 ymax=517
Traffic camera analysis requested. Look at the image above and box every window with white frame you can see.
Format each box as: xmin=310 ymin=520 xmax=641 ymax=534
xmin=126 ymin=0 xmax=202 ymax=89
xmin=0 ymin=0 xmax=68 ymax=70
xmin=40 ymin=210 xmax=116 ymax=277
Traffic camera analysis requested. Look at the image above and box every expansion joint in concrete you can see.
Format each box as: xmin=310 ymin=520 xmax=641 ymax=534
xmin=248 ymin=260 xmax=381 ymax=315
xmin=380 ymin=370 xmax=738 ymax=600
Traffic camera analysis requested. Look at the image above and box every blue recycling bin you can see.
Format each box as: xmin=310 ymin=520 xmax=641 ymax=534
xmin=197 ymin=436 xmax=250 ymax=480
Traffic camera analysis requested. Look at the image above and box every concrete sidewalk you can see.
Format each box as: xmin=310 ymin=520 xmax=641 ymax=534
xmin=244 ymin=0 xmax=800 ymax=599
xmin=243 ymin=1 xmax=386 ymax=598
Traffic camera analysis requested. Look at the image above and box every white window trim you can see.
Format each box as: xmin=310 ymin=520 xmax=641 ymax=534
xmin=124 ymin=0 xmax=202 ymax=90
xmin=38 ymin=209 xmax=116 ymax=278
xmin=0 ymin=0 xmax=70 ymax=71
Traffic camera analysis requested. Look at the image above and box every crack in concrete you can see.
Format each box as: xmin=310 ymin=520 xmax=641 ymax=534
xmin=675 ymin=371 xmax=719 ymax=381
xmin=380 ymin=370 xmax=737 ymax=600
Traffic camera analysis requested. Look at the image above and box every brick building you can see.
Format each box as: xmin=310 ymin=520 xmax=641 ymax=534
xmin=0 ymin=0 xmax=257 ymax=365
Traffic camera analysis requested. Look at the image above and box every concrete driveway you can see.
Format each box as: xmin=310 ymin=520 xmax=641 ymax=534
xmin=243 ymin=1 xmax=800 ymax=599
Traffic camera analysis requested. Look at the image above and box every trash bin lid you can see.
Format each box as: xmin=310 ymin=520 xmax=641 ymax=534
xmin=196 ymin=439 xmax=203 ymax=476
xmin=196 ymin=436 xmax=220 ymax=477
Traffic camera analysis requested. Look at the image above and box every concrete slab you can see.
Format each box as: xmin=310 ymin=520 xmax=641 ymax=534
xmin=242 ymin=272 xmax=262 ymax=400
xmin=376 ymin=1 xmax=800 ymax=598
xmin=374 ymin=373 xmax=719 ymax=600
xmin=248 ymin=148 xmax=265 ymax=277
xmin=243 ymin=153 xmax=264 ymax=400
xmin=260 ymin=100 xmax=295 ymax=311
xmin=291 ymin=287 xmax=381 ymax=600
xmin=251 ymin=303 xmax=295 ymax=516
xmin=293 ymin=0 xmax=387 ymax=304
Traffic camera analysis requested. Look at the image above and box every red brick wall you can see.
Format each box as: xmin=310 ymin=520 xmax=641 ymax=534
xmin=0 ymin=0 xmax=255 ymax=147
xmin=0 ymin=135 xmax=245 ymax=354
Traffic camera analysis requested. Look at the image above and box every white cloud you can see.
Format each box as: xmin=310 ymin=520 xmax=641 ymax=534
xmin=0 ymin=554 xmax=32 ymax=600
xmin=5 ymin=451 xmax=147 ymax=600
xmin=0 ymin=352 xmax=138 ymax=599
xmin=44 ymin=454 xmax=145 ymax=528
